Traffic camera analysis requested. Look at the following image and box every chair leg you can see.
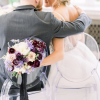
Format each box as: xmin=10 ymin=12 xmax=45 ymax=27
xmin=52 ymin=72 xmax=62 ymax=100
xmin=92 ymin=71 xmax=100 ymax=100
xmin=40 ymin=72 xmax=51 ymax=100
xmin=1 ymin=79 xmax=12 ymax=100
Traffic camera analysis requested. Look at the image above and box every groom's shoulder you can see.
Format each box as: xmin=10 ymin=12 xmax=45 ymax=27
xmin=34 ymin=11 xmax=55 ymax=22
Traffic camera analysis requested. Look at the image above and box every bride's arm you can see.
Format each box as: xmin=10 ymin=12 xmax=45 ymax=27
xmin=40 ymin=13 xmax=65 ymax=67
xmin=40 ymin=38 xmax=64 ymax=67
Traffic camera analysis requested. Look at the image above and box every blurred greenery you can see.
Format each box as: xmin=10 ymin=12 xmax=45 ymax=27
xmin=9 ymin=0 xmax=19 ymax=5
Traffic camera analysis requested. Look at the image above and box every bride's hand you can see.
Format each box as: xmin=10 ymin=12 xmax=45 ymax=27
xmin=74 ymin=5 xmax=85 ymax=15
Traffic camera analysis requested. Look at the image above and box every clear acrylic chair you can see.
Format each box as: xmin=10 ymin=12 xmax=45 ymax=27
xmin=52 ymin=33 xmax=100 ymax=100
xmin=1 ymin=68 xmax=50 ymax=100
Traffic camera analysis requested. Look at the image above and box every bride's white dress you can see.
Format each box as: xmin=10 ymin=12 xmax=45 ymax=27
xmin=47 ymin=12 xmax=100 ymax=100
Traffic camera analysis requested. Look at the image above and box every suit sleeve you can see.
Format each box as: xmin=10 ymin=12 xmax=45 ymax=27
xmin=51 ymin=13 xmax=92 ymax=38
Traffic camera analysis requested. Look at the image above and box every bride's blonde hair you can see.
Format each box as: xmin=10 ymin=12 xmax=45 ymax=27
xmin=52 ymin=0 xmax=70 ymax=8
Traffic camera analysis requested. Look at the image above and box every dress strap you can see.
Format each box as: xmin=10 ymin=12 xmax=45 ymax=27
xmin=53 ymin=11 xmax=65 ymax=21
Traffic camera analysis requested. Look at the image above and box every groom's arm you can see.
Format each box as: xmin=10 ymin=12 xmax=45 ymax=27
xmin=51 ymin=13 xmax=92 ymax=38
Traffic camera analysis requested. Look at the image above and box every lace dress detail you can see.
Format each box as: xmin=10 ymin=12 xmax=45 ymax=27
xmin=49 ymin=41 xmax=54 ymax=53
xmin=64 ymin=38 xmax=74 ymax=52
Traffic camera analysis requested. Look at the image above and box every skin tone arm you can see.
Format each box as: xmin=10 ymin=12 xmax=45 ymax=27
xmin=40 ymin=38 xmax=64 ymax=67
xmin=40 ymin=11 xmax=65 ymax=67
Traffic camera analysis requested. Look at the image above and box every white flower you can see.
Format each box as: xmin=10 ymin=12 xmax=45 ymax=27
xmin=19 ymin=67 xmax=26 ymax=74
xmin=13 ymin=42 xmax=30 ymax=55
xmin=14 ymin=66 xmax=27 ymax=74
xmin=14 ymin=67 xmax=20 ymax=73
xmin=6 ymin=53 xmax=16 ymax=62
xmin=24 ymin=64 xmax=31 ymax=70
xmin=27 ymin=52 xmax=36 ymax=62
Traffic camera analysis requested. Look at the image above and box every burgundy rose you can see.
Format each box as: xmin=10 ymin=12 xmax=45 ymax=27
xmin=37 ymin=41 xmax=42 ymax=47
xmin=37 ymin=53 xmax=42 ymax=60
xmin=32 ymin=40 xmax=38 ymax=47
xmin=13 ymin=59 xmax=19 ymax=65
xmin=27 ymin=61 xmax=34 ymax=67
xmin=23 ymin=57 xmax=28 ymax=62
xmin=41 ymin=42 xmax=46 ymax=48
xmin=16 ymin=53 xmax=23 ymax=61
xmin=36 ymin=44 xmax=41 ymax=48
xmin=9 ymin=48 xmax=15 ymax=54
xmin=37 ymin=41 xmax=40 ymax=44
xmin=36 ymin=43 xmax=42 ymax=48
xmin=33 ymin=60 xmax=40 ymax=68
xmin=32 ymin=40 xmax=42 ymax=48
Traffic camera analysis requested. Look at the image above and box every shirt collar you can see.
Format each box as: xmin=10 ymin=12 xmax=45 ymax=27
xmin=14 ymin=5 xmax=37 ymax=11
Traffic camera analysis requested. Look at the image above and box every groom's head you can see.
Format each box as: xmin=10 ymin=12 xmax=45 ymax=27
xmin=20 ymin=0 xmax=43 ymax=11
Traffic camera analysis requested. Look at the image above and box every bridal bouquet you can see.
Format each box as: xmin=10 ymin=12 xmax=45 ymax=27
xmin=2 ymin=38 xmax=46 ymax=77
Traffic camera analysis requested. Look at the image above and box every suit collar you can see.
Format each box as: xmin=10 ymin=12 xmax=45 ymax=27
xmin=14 ymin=5 xmax=37 ymax=11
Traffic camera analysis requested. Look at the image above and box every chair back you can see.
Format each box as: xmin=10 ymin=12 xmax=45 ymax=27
xmin=5 ymin=36 xmax=49 ymax=89
xmin=56 ymin=33 xmax=99 ymax=83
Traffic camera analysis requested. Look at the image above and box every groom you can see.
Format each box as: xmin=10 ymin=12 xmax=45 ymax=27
xmin=0 ymin=0 xmax=91 ymax=97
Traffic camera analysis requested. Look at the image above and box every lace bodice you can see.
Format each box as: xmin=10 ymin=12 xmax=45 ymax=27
xmin=49 ymin=37 xmax=75 ymax=53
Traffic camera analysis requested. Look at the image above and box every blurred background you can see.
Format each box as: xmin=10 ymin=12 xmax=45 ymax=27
xmin=0 ymin=0 xmax=100 ymax=59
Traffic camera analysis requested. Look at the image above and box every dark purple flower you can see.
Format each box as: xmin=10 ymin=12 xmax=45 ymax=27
xmin=38 ymin=48 xmax=44 ymax=53
xmin=31 ymin=48 xmax=38 ymax=53
xmin=9 ymin=48 xmax=15 ymax=54
xmin=33 ymin=60 xmax=40 ymax=68
xmin=37 ymin=53 xmax=42 ymax=60
xmin=23 ymin=57 xmax=28 ymax=62
xmin=16 ymin=53 xmax=23 ymax=61
xmin=13 ymin=59 xmax=19 ymax=65
xmin=15 ymin=61 xmax=23 ymax=68
xmin=27 ymin=61 xmax=34 ymax=67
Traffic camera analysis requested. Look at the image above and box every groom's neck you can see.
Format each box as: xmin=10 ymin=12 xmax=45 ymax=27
xmin=20 ymin=0 xmax=36 ymax=7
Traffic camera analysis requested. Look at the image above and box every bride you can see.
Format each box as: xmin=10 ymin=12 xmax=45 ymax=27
xmin=40 ymin=0 xmax=100 ymax=87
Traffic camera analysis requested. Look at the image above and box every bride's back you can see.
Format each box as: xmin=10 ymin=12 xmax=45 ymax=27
xmin=53 ymin=5 xmax=84 ymax=47
xmin=67 ymin=5 xmax=79 ymax=21
xmin=54 ymin=5 xmax=79 ymax=22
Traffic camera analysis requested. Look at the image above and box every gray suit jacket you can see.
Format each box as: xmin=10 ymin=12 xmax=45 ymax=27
xmin=0 ymin=5 xmax=92 ymax=91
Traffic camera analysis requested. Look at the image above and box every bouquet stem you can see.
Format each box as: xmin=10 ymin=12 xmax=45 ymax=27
xmin=20 ymin=73 xmax=28 ymax=100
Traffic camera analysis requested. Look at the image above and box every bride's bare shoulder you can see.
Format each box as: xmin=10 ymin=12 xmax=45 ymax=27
xmin=68 ymin=5 xmax=79 ymax=21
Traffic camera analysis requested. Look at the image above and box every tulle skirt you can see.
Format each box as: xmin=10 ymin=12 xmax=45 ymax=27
xmin=48 ymin=41 xmax=100 ymax=84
